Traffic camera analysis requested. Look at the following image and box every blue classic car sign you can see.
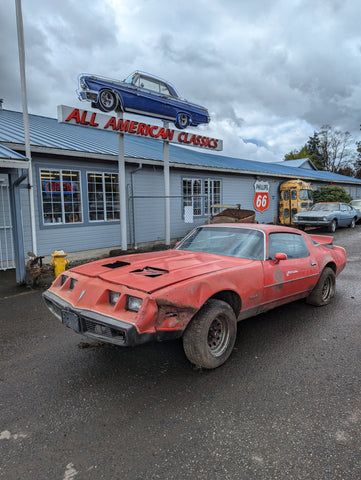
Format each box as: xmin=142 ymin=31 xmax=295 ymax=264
xmin=77 ymin=71 xmax=210 ymax=130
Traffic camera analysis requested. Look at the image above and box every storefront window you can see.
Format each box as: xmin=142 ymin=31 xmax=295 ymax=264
xmin=183 ymin=179 xmax=202 ymax=216
xmin=205 ymin=179 xmax=221 ymax=215
xmin=41 ymin=169 xmax=82 ymax=225
xmin=87 ymin=172 xmax=119 ymax=221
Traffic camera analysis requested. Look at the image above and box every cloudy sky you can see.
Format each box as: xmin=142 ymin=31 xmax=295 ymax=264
xmin=1 ymin=0 xmax=361 ymax=161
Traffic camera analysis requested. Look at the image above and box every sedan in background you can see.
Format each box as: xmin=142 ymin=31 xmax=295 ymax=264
xmin=350 ymin=199 xmax=361 ymax=222
xmin=293 ymin=202 xmax=358 ymax=232
xmin=77 ymin=71 xmax=210 ymax=130
xmin=43 ymin=224 xmax=346 ymax=370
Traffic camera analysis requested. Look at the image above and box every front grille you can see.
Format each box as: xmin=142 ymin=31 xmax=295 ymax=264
xmin=79 ymin=317 xmax=126 ymax=344
xmin=298 ymin=217 xmax=322 ymax=222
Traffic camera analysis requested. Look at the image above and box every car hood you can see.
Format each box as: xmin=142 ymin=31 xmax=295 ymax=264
xmin=296 ymin=210 xmax=334 ymax=218
xmin=70 ymin=249 xmax=252 ymax=294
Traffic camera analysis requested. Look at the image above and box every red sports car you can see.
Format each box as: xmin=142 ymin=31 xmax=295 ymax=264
xmin=43 ymin=224 xmax=346 ymax=369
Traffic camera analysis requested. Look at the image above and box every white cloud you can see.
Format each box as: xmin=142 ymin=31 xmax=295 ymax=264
xmin=1 ymin=0 xmax=361 ymax=161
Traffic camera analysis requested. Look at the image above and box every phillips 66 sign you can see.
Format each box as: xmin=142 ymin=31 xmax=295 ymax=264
xmin=254 ymin=180 xmax=270 ymax=212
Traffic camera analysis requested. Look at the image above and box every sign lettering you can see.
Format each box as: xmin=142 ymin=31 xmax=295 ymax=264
xmin=58 ymin=105 xmax=223 ymax=151
xmin=254 ymin=180 xmax=270 ymax=212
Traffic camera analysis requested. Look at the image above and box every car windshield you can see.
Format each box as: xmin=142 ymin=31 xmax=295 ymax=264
xmin=175 ymin=226 xmax=264 ymax=260
xmin=311 ymin=203 xmax=339 ymax=212
xmin=123 ymin=73 xmax=137 ymax=84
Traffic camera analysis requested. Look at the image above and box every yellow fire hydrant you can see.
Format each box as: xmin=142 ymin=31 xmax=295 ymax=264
xmin=50 ymin=250 xmax=70 ymax=277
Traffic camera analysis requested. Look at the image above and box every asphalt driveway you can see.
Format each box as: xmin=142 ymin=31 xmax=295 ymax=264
xmin=1 ymin=227 xmax=360 ymax=480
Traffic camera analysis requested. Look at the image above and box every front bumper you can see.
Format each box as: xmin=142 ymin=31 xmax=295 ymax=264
xmin=43 ymin=290 xmax=182 ymax=347
xmin=77 ymin=89 xmax=98 ymax=103
xmin=293 ymin=219 xmax=330 ymax=228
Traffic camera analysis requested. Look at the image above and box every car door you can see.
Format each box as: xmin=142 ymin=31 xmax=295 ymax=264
xmin=338 ymin=204 xmax=350 ymax=226
xmin=261 ymin=231 xmax=320 ymax=310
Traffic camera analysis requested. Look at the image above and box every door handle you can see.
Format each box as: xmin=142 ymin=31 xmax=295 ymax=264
xmin=310 ymin=261 xmax=317 ymax=266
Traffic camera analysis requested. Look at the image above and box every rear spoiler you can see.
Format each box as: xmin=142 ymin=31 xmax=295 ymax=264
xmin=309 ymin=234 xmax=333 ymax=245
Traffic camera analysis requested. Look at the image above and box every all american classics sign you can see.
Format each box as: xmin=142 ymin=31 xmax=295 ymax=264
xmin=58 ymin=105 xmax=223 ymax=151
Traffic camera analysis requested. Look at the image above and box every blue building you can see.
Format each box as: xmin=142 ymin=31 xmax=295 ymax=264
xmin=1 ymin=107 xmax=361 ymax=279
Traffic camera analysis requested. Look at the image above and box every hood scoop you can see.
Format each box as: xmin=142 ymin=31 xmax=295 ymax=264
xmin=102 ymin=260 xmax=130 ymax=269
xmin=130 ymin=266 xmax=169 ymax=277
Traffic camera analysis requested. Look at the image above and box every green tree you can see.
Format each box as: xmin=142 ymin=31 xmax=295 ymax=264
xmin=306 ymin=132 xmax=323 ymax=169
xmin=354 ymin=141 xmax=361 ymax=179
xmin=313 ymin=185 xmax=352 ymax=203
xmin=315 ymin=125 xmax=355 ymax=173
xmin=284 ymin=144 xmax=309 ymax=161
xmin=284 ymin=126 xmax=358 ymax=174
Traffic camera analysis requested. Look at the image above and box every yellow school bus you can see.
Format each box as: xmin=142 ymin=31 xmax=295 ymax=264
xmin=279 ymin=179 xmax=313 ymax=225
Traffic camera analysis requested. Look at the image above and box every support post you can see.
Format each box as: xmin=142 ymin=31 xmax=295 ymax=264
xmin=117 ymin=112 xmax=127 ymax=250
xmin=163 ymin=122 xmax=170 ymax=246
xmin=15 ymin=0 xmax=37 ymax=255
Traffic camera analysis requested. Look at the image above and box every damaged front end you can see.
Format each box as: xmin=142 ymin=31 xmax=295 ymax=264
xmin=43 ymin=271 xmax=191 ymax=347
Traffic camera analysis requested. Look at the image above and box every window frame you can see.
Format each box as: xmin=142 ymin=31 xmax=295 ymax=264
xmin=39 ymin=168 xmax=83 ymax=227
xmin=87 ymin=171 xmax=120 ymax=223
xmin=182 ymin=177 xmax=222 ymax=218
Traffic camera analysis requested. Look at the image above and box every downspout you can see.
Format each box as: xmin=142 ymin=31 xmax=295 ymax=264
xmin=13 ymin=171 xmax=28 ymax=187
xmin=130 ymin=163 xmax=143 ymax=247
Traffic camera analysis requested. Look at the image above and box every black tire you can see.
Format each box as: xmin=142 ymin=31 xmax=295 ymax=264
xmin=306 ymin=267 xmax=336 ymax=306
xmin=175 ymin=113 xmax=191 ymax=129
xmin=328 ymin=220 xmax=337 ymax=233
xmin=97 ymin=89 xmax=117 ymax=112
xmin=349 ymin=217 xmax=356 ymax=228
xmin=182 ymin=299 xmax=237 ymax=369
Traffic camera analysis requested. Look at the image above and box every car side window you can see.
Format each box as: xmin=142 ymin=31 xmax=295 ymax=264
xmin=139 ymin=77 xmax=160 ymax=93
xmin=160 ymin=83 xmax=171 ymax=96
xmin=268 ymin=233 xmax=310 ymax=260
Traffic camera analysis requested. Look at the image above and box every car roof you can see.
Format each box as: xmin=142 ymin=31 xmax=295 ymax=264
xmin=199 ymin=223 xmax=303 ymax=234
xmin=129 ymin=70 xmax=180 ymax=97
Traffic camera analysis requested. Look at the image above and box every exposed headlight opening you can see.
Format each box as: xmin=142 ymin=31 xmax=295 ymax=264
xmin=109 ymin=291 xmax=121 ymax=306
xmin=69 ymin=278 xmax=78 ymax=291
xmin=126 ymin=296 xmax=143 ymax=312
xmin=80 ymin=77 xmax=89 ymax=90
xmin=60 ymin=275 xmax=68 ymax=286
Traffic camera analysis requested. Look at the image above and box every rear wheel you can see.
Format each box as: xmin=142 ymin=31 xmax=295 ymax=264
xmin=175 ymin=113 xmax=191 ymax=129
xmin=183 ymin=299 xmax=237 ymax=369
xmin=306 ymin=267 xmax=336 ymax=306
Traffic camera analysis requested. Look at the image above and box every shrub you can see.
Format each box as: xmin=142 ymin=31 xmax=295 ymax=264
xmin=313 ymin=185 xmax=352 ymax=204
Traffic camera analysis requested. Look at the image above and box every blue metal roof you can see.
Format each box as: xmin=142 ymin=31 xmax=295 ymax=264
xmin=1 ymin=109 xmax=360 ymax=185
xmin=274 ymin=158 xmax=317 ymax=170
xmin=0 ymin=144 xmax=27 ymax=160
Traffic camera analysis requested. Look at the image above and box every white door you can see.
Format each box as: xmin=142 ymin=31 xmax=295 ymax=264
xmin=0 ymin=175 xmax=15 ymax=270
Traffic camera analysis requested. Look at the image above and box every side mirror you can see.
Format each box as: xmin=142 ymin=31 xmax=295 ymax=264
xmin=274 ymin=252 xmax=287 ymax=263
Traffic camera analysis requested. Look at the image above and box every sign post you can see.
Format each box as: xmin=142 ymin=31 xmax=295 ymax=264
xmin=163 ymin=121 xmax=170 ymax=246
xmin=117 ymin=112 xmax=127 ymax=250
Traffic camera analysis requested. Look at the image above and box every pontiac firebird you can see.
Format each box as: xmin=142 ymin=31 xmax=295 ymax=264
xmin=43 ymin=224 xmax=346 ymax=369
xmin=77 ymin=71 xmax=210 ymax=130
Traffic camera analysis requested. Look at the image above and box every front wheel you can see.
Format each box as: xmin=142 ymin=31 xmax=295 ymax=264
xmin=328 ymin=220 xmax=337 ymax=233
xmin=97 ymin=89 xmax=117 ymax=112
xmin=306 ymin=267 xmax=336 ymax=306
xmin=183 ymin=299 xmax=237 ymax=369
xmin=349 ymin=217 xmax=356 ymax=228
